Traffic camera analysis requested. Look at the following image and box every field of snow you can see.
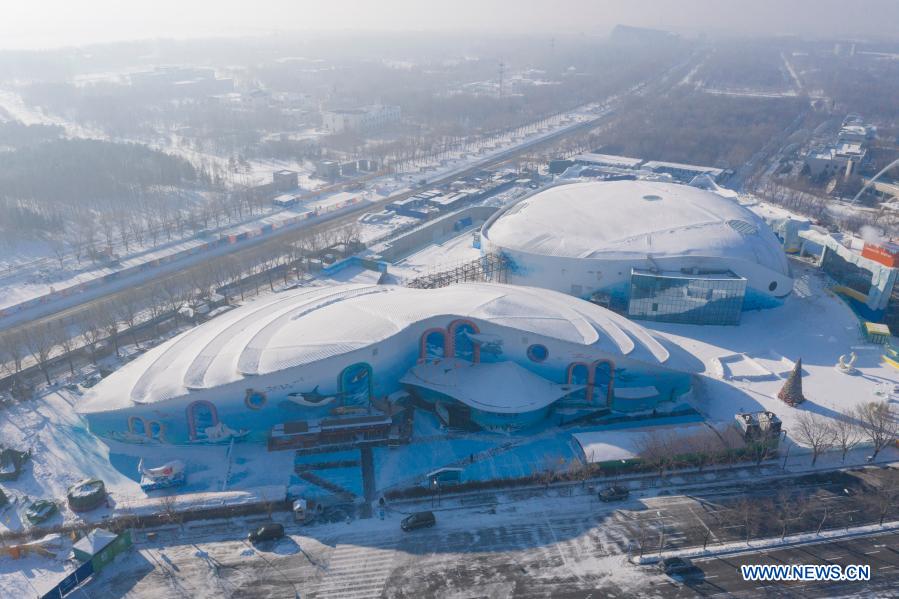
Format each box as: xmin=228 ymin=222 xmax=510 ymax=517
xmin=388 ymin=228 xmax=482 ymax=281
xmin=647 ymin=260 xmax=899 ymax=436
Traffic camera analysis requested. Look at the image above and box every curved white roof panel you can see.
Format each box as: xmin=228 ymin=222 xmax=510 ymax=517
xmin=400 ymin=359 xmax=583 ymax=414
xmin=80 ymin=282 xmax=674 ymax=412
xmin=484 ymin=180 xmax=789 ymax=276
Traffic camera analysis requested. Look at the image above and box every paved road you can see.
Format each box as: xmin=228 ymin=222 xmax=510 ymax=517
xmin=678 ymin=529 xmax=899 ymax=598
xmin=84 ymin=466 xmax=899 ymax=598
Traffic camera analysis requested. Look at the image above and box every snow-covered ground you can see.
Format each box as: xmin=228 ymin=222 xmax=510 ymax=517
xmin=647 ymin=259 xmax=899 ymax=434
xmin=388 ymin=227 xmax=482 ymax=281
xmin=3 ymin=225 xmax=896 ymax=535
xmin=0 ymin=90 xmax=599 ymax=322
xmin=0 ymin=191 xmax=378 ymax=324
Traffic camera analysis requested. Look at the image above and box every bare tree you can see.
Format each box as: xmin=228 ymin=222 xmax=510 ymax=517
xmin=25 ymin=322 xmax=59 ymax=385
xmin=855 ymin=401 xmax=899 ymax=460
xmin=78 ymin=309 xmax=104 ymax=364
xmin=827 ymin=412 xmax=863 ymax=463
xmin=0 ymin=329 xmax=27 ymax=383
xmin=733 ymin=497 xmax=762 ymax=544
xmin=54 ymin=318 xmax=78 ymax=376
xmin=634 ymin=432 xmax=673 ymax=477
xmin=143 ymin=284 xmax=168 ymax=338
xmin=862 ymin=484 xmax=899 ymax=526
xmin=682 ymin=428 xmax=724 ymax=472
xmin=116 ymin=290 xmax=144 ymax=348
xmin=48 ymin=237 xmax=67 ymax=270
xmin=96 ymin=302 xmax=122 ymax=358
xmin=161 ymin=276 xmax=190 ymax=327
xmin=793 ymin=411 xmax=835 ymax=466
xmin=336 ymin=223 xmax=362 ymax=252
xmin=774 ymin=490 xmax=809 ymax=540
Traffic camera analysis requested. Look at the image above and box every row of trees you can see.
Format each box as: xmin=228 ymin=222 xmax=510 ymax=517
xmin=793 ymin=404 xmax=899 ymax=465
xmin=755 ymin=178 xmax=899 ymax=237
xmin=631 ymin=401 xmax=899 ymax=479
xmin=634 ymin=480 xmax=899 ymax=558
xmin=0 ymin=222 xmax=363 ymax=390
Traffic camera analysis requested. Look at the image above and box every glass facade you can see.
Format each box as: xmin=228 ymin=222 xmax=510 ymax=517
xmin=821 ymin=248 xmax=873 ymax=296
xmin=627 ymin=269 xmax=747 ymax=325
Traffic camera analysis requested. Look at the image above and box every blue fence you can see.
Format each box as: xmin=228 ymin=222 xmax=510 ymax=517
xmin=41 ymin=559 xmax=94 ymax=599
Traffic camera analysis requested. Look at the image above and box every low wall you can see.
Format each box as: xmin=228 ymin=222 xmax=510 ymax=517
xmin=377 ymin=205 xmax=499 ymax=262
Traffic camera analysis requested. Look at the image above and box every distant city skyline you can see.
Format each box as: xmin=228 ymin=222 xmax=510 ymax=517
xmin=2 ymin=0 xmax=899 ymax=51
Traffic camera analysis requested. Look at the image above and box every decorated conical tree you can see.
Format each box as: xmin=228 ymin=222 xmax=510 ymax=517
xmin=778 ymin=358 xmax=806 ymax=406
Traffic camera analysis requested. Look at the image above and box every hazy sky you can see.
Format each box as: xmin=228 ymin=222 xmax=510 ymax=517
xmin=3 ymin=0 xmax=899 ymax=50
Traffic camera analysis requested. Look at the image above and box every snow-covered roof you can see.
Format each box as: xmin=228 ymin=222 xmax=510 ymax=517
xmin=400 ymin=359 xmax=582 ymax=414
xmin=573 ymin=422 xmax=716 ymax=463
xmin=642 ymin=161 xmax=725 ymax=176
xmin=73 ymin=528 xmax=118 ymax=557
xmin=80 ymin=282 xmax=674 ymax=412
xmin=572 ymin=152 xmax=643 ymax=168
xmin=483 ymin=181 xmax=789 ymax=276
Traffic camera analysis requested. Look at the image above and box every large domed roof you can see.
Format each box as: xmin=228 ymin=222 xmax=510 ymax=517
xmin=483 ymin=180 xmax=789 ymax=276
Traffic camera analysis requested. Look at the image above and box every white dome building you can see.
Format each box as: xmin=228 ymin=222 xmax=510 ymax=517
xmin=80 ymin=283 xmax=692 ymax=443
xmin=481 ymin=180 xmax=792 ymax=325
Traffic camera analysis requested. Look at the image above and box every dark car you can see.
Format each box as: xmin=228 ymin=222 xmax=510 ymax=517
xmin=659 ymin=556 xmax=698 ymax=577
xmin=248 ymin=523 xmax=285 ymax=543
xmin=598 ymin=486 xmax=630 ymax=502
xmin=401 ymin=511 xmax=436 ymax=531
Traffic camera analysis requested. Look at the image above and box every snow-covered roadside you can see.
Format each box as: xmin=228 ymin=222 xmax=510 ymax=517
xmin=631 ymin=519 xmax=899 ymax=565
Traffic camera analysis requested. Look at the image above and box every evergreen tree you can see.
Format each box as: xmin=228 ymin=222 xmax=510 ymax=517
xmin=778 ymin=358 xmax=806 ymax=406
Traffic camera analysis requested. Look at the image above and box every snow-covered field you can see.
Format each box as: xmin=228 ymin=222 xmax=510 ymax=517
xmin=3 ymin=208 xmax=897 ymax=532
xmin=0 ymin=85 xmax=600 ymax=323
xmin=647 ymin=259 xmax=899 ymax=435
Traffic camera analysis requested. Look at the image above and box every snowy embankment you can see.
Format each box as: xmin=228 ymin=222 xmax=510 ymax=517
xmin=631 ymin=519 xmax=899 ymax=565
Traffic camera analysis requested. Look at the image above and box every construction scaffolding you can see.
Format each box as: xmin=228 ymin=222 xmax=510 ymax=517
xmin=405 ymin=253 xmax=510 ymax=289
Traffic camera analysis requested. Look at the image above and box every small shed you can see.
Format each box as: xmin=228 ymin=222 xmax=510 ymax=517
xmin=863 ymin=321 xmax=891 ymax=345
xmin=72 ymin=529 xmax=132 ymax=573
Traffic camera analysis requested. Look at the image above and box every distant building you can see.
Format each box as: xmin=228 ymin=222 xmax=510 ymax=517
xmin=315 ymin=160 xmax=341 ymax=181
xmin=549 ymin=159 xmax=575 ymax=175
xmin=610 ymin=25 xmax=679 ymax=45
xmin=572 ymin=153 xmax=644 ymax=170
xmin=357 ymin=158 xmax=379 ymax=172
xmin=642 ymin=160 xmax=726 ymax=183
xmin=805 ymin=143 xmax=867 ymax=178
xmin=805 ymin=114 xmax=875 ymax=179
xmin=272 ymin=193 xmax=300 ymax=208
xmin=798 ymin=228 xmax=899 ymax=328
xmin=426 ymin=191 xmax=471 ymax=211
xmin=272 ymin=169 xmax=298 ymax=191
xmin=322 ymin=105 xmax=401 ymax=133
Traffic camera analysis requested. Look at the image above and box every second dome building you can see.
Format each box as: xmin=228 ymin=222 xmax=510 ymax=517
xmin=481 ymin=180 xmax=792 ymax=325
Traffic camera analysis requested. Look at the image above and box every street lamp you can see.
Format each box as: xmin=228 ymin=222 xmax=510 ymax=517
xmin=781 ymin=430 xmax=791 ymax=471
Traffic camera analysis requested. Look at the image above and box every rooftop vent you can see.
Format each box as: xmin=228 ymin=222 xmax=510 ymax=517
xmin=727 ymin=219 xmax=758 ymax=236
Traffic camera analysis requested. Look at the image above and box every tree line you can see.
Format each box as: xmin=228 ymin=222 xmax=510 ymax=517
xmin=0 ymin=222 xmax=362 ymax=391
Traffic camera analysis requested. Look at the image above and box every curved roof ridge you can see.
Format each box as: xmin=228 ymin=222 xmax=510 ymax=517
xmin=498 ymin=284 xmax=607 ymax=348
xmin=182 ymin=286 xmax=345 ymax=390
xmin=237 ymin=285 xmax=385 ymax=375
xmin=609 ymin=313 xmax=670 ymax=364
